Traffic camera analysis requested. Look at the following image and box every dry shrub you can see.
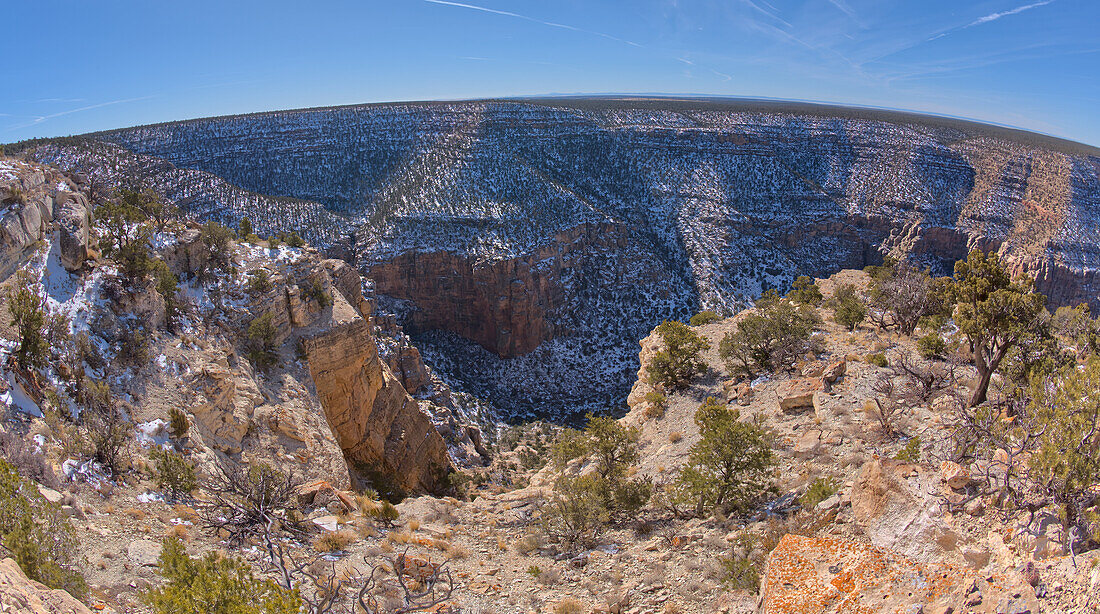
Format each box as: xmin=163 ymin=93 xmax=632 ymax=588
xmin=554 ymin=598 xmax=586 ymax=614
xmin=538 ymin=566 xmax=562 ymax=586
xmin=172 ymin=504 xmax=200 ymax=523
xmin=313 ymin=530 xmax=356 ymax=553
xmin=514 ymin=534 xmax=540 ymax=555
xmin=165 ymin=524 xmax=190 ymax=541
xmin=407 ymin=518 xmax=421 ymax=531
xmin=389 ymin=530 xmax=413 ymax=545
xmin=444 ymin=543 xmax=469 ymax=560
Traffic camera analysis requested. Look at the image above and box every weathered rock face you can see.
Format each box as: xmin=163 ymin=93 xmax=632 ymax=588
xmin=0 ymin=557 xmax=91 ymax=614
xmin=851 ymin=458 xmax=960 ymax=562
xmin=0 ymin=158 xmax=90 ymax=275
xmin=760 ymin=534 xmax=1038 ymax=614
xmin=54 ymin=191 xmax=91 ymax=271
xmin=301 ymin=316 xmax=451 ymax=494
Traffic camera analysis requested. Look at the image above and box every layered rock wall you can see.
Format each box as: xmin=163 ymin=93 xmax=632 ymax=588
xmin=301 ymin=316 xmax=450 ymax=493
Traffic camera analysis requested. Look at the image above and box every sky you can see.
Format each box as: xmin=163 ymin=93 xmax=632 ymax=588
xmin=3 ymin=0 xmax=1098 ymax=146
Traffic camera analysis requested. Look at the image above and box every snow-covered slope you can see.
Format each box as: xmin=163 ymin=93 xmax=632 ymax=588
xmin=20 ymin=98 xmax=1100 ymax=419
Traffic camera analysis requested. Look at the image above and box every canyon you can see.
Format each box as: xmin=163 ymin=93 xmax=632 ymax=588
xmin=18 ymin=97 xmax=1100 ymax=418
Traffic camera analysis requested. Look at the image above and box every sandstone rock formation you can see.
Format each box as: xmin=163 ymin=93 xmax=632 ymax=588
xmin=54 ymin=191 xmax=91 ymax=271
xmin=302 ymin=312 xmax=451 ymax=494
xmin=0 ymin=158 xmax=87 ymax=276
xmin=0 ymin=558 xmax=91 ymax=614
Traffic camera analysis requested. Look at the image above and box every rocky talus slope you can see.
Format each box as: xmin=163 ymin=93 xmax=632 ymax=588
xmin=19 ymin=98 xmax=1100 ymax=418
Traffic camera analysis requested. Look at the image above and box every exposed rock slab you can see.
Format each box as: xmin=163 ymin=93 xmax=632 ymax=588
xmin=851 ymin=459 xmax=959 ymax=562
xmin=776 ymin=378 xmax=822 ymax=413
xmin=760 ymin=534 xmax=1038 ymax=614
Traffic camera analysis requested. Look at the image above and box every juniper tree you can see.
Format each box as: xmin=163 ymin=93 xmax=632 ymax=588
xmin=950 ymin=250 xmax=1045 ymax=407
xmin=719 ymin=296 xmax=820 ymax=376
xmin=7 ymin=270 xmax=48 ymax=370
xmin=647 ymin=320 xmax=710 ymax=389
xmin=674 ymin=397 xmax=775 ymax=516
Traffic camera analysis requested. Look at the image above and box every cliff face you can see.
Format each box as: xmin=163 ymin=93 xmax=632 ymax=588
xmin=301 ymin=316 xmax=450 ymax=494
xmin=23 ymin=98 xmax=1100 ymax=418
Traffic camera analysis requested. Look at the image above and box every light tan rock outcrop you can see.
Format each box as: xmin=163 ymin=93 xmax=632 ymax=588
xmin=776 ymin=378 xmax=822 ymax=413
xmin=301 ymin=304 xmax=451 ymax=494
xmin=0 ymin=558 xmax=91 ymax=614
xmin=851 ymin=458 xmax=960 ymax=562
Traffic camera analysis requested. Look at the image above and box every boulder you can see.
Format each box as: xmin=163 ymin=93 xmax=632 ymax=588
xmin=776 ymin=378 xmax=822 ymax=413
xmin=296 ymin=479 xmax=357 ymax=512
xmin=760 ymin=534 xmax=1037 ymax=614
xmin=161 ymin=228 xmax=206 ymax=276
xmin=850 ymin=459 xmax=959 ymax=561
xmin=940 ymin=460 xmax=971 ymax=490
xmin=794 ymin=429 xmax=823 ymax=459
xmin=822 ymin=359 xmax=847 ymax=383
xmin=0 ymin=558 xmax=91 ymax=614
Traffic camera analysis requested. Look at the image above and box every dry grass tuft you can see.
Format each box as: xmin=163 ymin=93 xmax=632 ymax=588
xmin=165 ymin=524 xmax=190 ymax=541
xmin=313 ymin=530 xmax=357 ymax=553
xmin=554 ymin=598 xmax=586 ymax=614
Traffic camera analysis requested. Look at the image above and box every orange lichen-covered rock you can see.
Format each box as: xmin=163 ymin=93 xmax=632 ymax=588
xmin=760 ymin=535 xmax=1038 ymax=614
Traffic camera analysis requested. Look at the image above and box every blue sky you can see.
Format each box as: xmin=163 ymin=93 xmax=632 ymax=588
xmin=3 ymin=1 xmax=1098 ymax=145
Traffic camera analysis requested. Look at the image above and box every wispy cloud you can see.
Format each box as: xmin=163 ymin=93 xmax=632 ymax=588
xmin=7 ymin=95 xmax=155 ymax=131
xmin=826 ymin=0 xmax=858 ymax=20
xmin=423 ymin=0 xmax=642 ymax=47
xmin=741 ymin=0 xmax=792 ymax=29
xmin=966 ymin=0 xmax=1055 ymax=27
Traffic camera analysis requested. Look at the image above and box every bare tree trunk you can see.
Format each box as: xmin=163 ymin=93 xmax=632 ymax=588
xmin=969 ymin=366 xmax=992 ymax=407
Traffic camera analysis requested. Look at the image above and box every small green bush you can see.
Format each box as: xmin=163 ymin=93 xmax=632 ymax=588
xmin=144 ymin=537 xmax=300 ymax=614
xmin=866 ymin=352 xmax=888 ymax=368
xmin=647 ymin=320 xmax=710 ymax=389
xmin=643 ymin=390 xmax=667 ymax=420
xmin=200 ymin=221 xmax=234 ymax=273
xmin=894 ymin=436 xmax=921 ymax=463
xmin=0 ymin=459 xmax=87 ymax=601
xmin=720 ymin=554 xmax=761 ymax=591
xmin=787 ymin=275 xmax=823 ymax=306
xmin=7 ymin=270 xmax=47 ymax=370
xmin=689 ymin=310 xmax=722 ymax=326
xmin=246 ymin=269 xmax=272 ymax=294
xmin=917 ymin=333 xmax=946 ymax=359
xmin=719 ymin=294 xmax=820 ymax=377
xmin=245 ymin=313 xmax=279 ymax=369
xmin=830 ymin=283 xmax=866 ymax=331
xmin=284 ymin=232 xmax=305 ymax=248
xmin=800 ymin=477 xmax=839 ymax=510
xmin=168 ymin=407 xmax=189 ymax=439
xmin=674 ymin=397 xmax=775 ymax=516
xmin=152 ymin=449 xmax=197 ymax=500
xmin=117 ymin=326 xmax=150 ymax=369
xmin=303 ymin=279 xmax=332 ymax=308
